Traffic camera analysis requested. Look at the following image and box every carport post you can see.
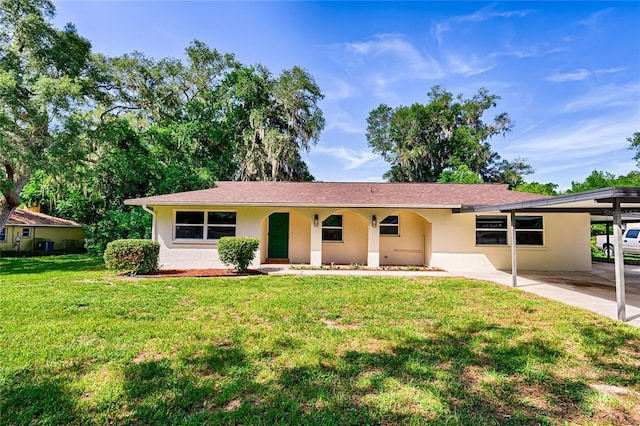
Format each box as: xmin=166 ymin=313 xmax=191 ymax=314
xmin=510 ymin=210 xmax=517 ymax=287
xmin=612 ymin=199 xmax=626 ymax=321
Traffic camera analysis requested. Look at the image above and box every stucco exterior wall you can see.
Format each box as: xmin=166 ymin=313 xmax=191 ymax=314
xmin=379 ymin=211 xmax=430 ymax=266
xmin=150 ymin=205 xmax=591 ymax=272
xmin=425 ymin=211 xmax=591 ymax=272
xmin=288 ymin=211 xmax=311 ymax=264
xmin=321 ymin=211 xmax=368 ymax=265
xmin=154 ymin=206 xmax=317 ymax=269
xmin=154 ymin=206 xmax=269 ymax=269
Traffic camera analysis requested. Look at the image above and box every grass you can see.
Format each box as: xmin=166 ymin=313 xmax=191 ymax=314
xmin=1 ymin=255 xmax=640 ymax=425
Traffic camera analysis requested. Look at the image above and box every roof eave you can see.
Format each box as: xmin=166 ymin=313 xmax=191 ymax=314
xmin=7 ymin=223 xmax=83 ymax=227
xmin=125 ymin=200 xmax=462 ymax=209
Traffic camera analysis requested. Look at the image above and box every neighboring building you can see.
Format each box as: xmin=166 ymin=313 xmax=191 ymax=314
xmin=0 ymin=209 xmax=85 ymax=253
xmin=125 ymin=181 xmax=592 ymax=272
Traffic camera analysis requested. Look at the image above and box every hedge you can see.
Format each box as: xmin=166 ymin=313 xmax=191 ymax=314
xmin=104 ymin=239 xmax=159 ymax=275
xmin=217 ymin=237 xmax=260 ymax=272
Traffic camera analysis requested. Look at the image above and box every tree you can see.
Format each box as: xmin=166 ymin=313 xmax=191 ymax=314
xmin=18 ymin=39 xmax=326 ymax=252
xmin=366 ymin=86 xmax=527 ymax=184
xmin=629 ymin=132 xmax=640 ymax=167
xmin=0 ymin=0 xmax=94 ymax=231
xmin=484 ymin=157 xmax=534 ymax=188
xmin=568 ymin=170 xmax=616 ymax=193
xmin=568 ymin=169 xmax=640 ymax=193
xmin=514 ymin=181 xmax=560 ymax=196
xmin=437 ymin=165 xmax=482 ymax=183
xmin=224 ymin=65 xmax=325 ymax=181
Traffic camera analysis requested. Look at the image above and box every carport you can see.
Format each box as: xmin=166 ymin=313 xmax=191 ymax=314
xmin=467 ymin=187 xmax=640 ymax=322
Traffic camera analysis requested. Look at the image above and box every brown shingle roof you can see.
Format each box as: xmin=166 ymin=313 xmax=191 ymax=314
xmin=125 ymin=181 xmax=549 ymax=208
xmin=8 ymin=209 xmax=82 ymax=227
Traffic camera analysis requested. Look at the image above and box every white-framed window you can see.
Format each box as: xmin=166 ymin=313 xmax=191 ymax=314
xmin=322 ymin=215 xmax=343 ymax=242
xmin=0 ymin=228 xmax=6 ymax=242
xmin=22 ymin=228 xmax=31 ymax=238
xmin=380 ymin=215 xmax=399 ymax=236
xmin=174 ymin=211 xmax=236 ymax=241
xmin=515 ymin=216 xmax=543 ymax=246
xmin=475 ymin=215 xmax=544 ymax=246
xmin=476 ymin=215 xmax=507 ymax=245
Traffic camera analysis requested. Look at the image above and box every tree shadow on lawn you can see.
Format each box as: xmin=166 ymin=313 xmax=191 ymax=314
xmin=3 ymin=321 xmax=638 ymax=424
xmin=0 ymin=255 xmax=104 ymax=275
xmin=1 ymin=363 xmax=91 ymax=425
xmin=577 ymin=323 xmax=640 ymax=386
xmin=276 ymin=327 xmax=595 ymax=425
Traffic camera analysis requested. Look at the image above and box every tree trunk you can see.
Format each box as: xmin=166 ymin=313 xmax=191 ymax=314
xmin=0 ymin=172 xmax=30 ymax=232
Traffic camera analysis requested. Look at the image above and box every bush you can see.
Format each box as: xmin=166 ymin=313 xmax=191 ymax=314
xmin=217 ymin=237 xmax=260 ymax=272
xmin=104 ymin=239 xmax=159 ymax=275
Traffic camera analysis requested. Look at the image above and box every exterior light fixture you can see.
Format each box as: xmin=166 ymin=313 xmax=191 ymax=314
xmin=372 ymin=215 xmax=377 ymax=227
xmin=314 ymin=214 xmax=319 ymax=227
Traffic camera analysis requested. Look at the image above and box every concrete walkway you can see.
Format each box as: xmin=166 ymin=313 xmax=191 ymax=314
xmin=261 ymin=262 xmax=640 ymax=327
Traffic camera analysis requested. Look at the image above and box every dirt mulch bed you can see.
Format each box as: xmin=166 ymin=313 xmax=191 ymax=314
xmin=141 ymin=269 xmax=264 ymax=278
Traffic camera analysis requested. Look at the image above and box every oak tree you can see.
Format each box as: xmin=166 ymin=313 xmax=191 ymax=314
xmin=366 ymin=86 xmax=530 ymax=186
xmin=0 ymin=0 xmax=94 ymax=230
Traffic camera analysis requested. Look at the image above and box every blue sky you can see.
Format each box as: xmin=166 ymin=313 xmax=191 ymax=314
xmin=53 ymin=1 xmax=640 ymax=190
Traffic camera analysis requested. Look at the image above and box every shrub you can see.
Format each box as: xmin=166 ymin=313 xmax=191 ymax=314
xmin=218 ymin=237 xmax=260 ymax=272
xmin=104 ymin=239 xmax=159 ymax=275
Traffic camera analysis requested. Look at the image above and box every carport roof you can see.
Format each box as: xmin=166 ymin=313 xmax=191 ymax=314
xmin=466 ymin=186 xmax=640 ymax=222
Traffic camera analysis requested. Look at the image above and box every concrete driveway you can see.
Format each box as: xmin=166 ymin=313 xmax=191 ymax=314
xmin=450 ymin=262 xmax=640 ymax=327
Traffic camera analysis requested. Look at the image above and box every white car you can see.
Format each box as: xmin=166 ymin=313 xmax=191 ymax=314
xmin=596 ymin=227 xmax=640 ymax=257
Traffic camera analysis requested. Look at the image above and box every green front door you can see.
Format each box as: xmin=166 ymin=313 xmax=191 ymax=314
xmin=268 ymin=213 xmax=289 ymax=259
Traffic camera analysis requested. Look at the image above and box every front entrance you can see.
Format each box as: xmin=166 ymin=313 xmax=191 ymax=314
xmin=268 ymin=213 xmax=289 ymax=260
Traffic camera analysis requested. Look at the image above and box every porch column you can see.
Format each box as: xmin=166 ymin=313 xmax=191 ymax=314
xmin=612 ymin=199 xmax=626 ymax=321
xmin=367 ymin=219 xmax=380 ymax=268
xmin=510 ymin=210 xmax=518 ymax=288
xmin=310 ymin=219 xmax=323 ymax=266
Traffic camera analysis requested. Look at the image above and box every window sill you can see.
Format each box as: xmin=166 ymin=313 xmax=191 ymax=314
xmin=475 ymin=244 xmax=546 ymax=249
xmin=172 ymin=240 xmax=218 ymax=245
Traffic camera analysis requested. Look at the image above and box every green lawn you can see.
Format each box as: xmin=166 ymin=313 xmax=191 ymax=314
xmin=1 ymin=255 xmax=639 ymax=425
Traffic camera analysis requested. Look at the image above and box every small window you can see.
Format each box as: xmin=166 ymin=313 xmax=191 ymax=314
xmin=476 ymin=216 xmax=507 ymax=245
xmin=174 ymin=211 xmax=236 ymax=241
xmin=380 ymin=215 xmax=399 ymax=236
xmin=515 ymin=216 xmax=543 ymax=246
xmin=22 ymin=228 xmax=31 ymax=238
xmin=0 ymin=228 xmax=6 ymax=242
xmin=322 ymin=215 xmax=343 ymax=242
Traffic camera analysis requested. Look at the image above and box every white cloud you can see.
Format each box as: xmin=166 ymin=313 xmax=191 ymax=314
xmin=344 ymin=34 xmax=444 ymax=80
xmin=503 ymin=114 xmax=638 ymax=190
xmin=595 ymin=67 xmax=624 ymax=76
xmin=324 ymin=119 xmax=365 ymax=135
xmin=444 ymin=53 xmax=495 ymax=77
xmin=494 ymin=42 xmax=564 ymax=59
xmin=577 ymin=9 xmax=612 ymax=30
xmin=562 ymin=83 xmax=640 ymax=112
xmin=502 ymin=115 xmax=638 ymax=163
xmin=323 ymin=79 xmax=357 ymax=101
xmin=546 ymin=68 xmax=591 ymax=82
xmin=313 ymin=146 xmax=382 ymax=170
xmin=435 ymin=5 xmax=535 ymax=44
xmin=546 ymin=68 xmax=624 ymax=83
